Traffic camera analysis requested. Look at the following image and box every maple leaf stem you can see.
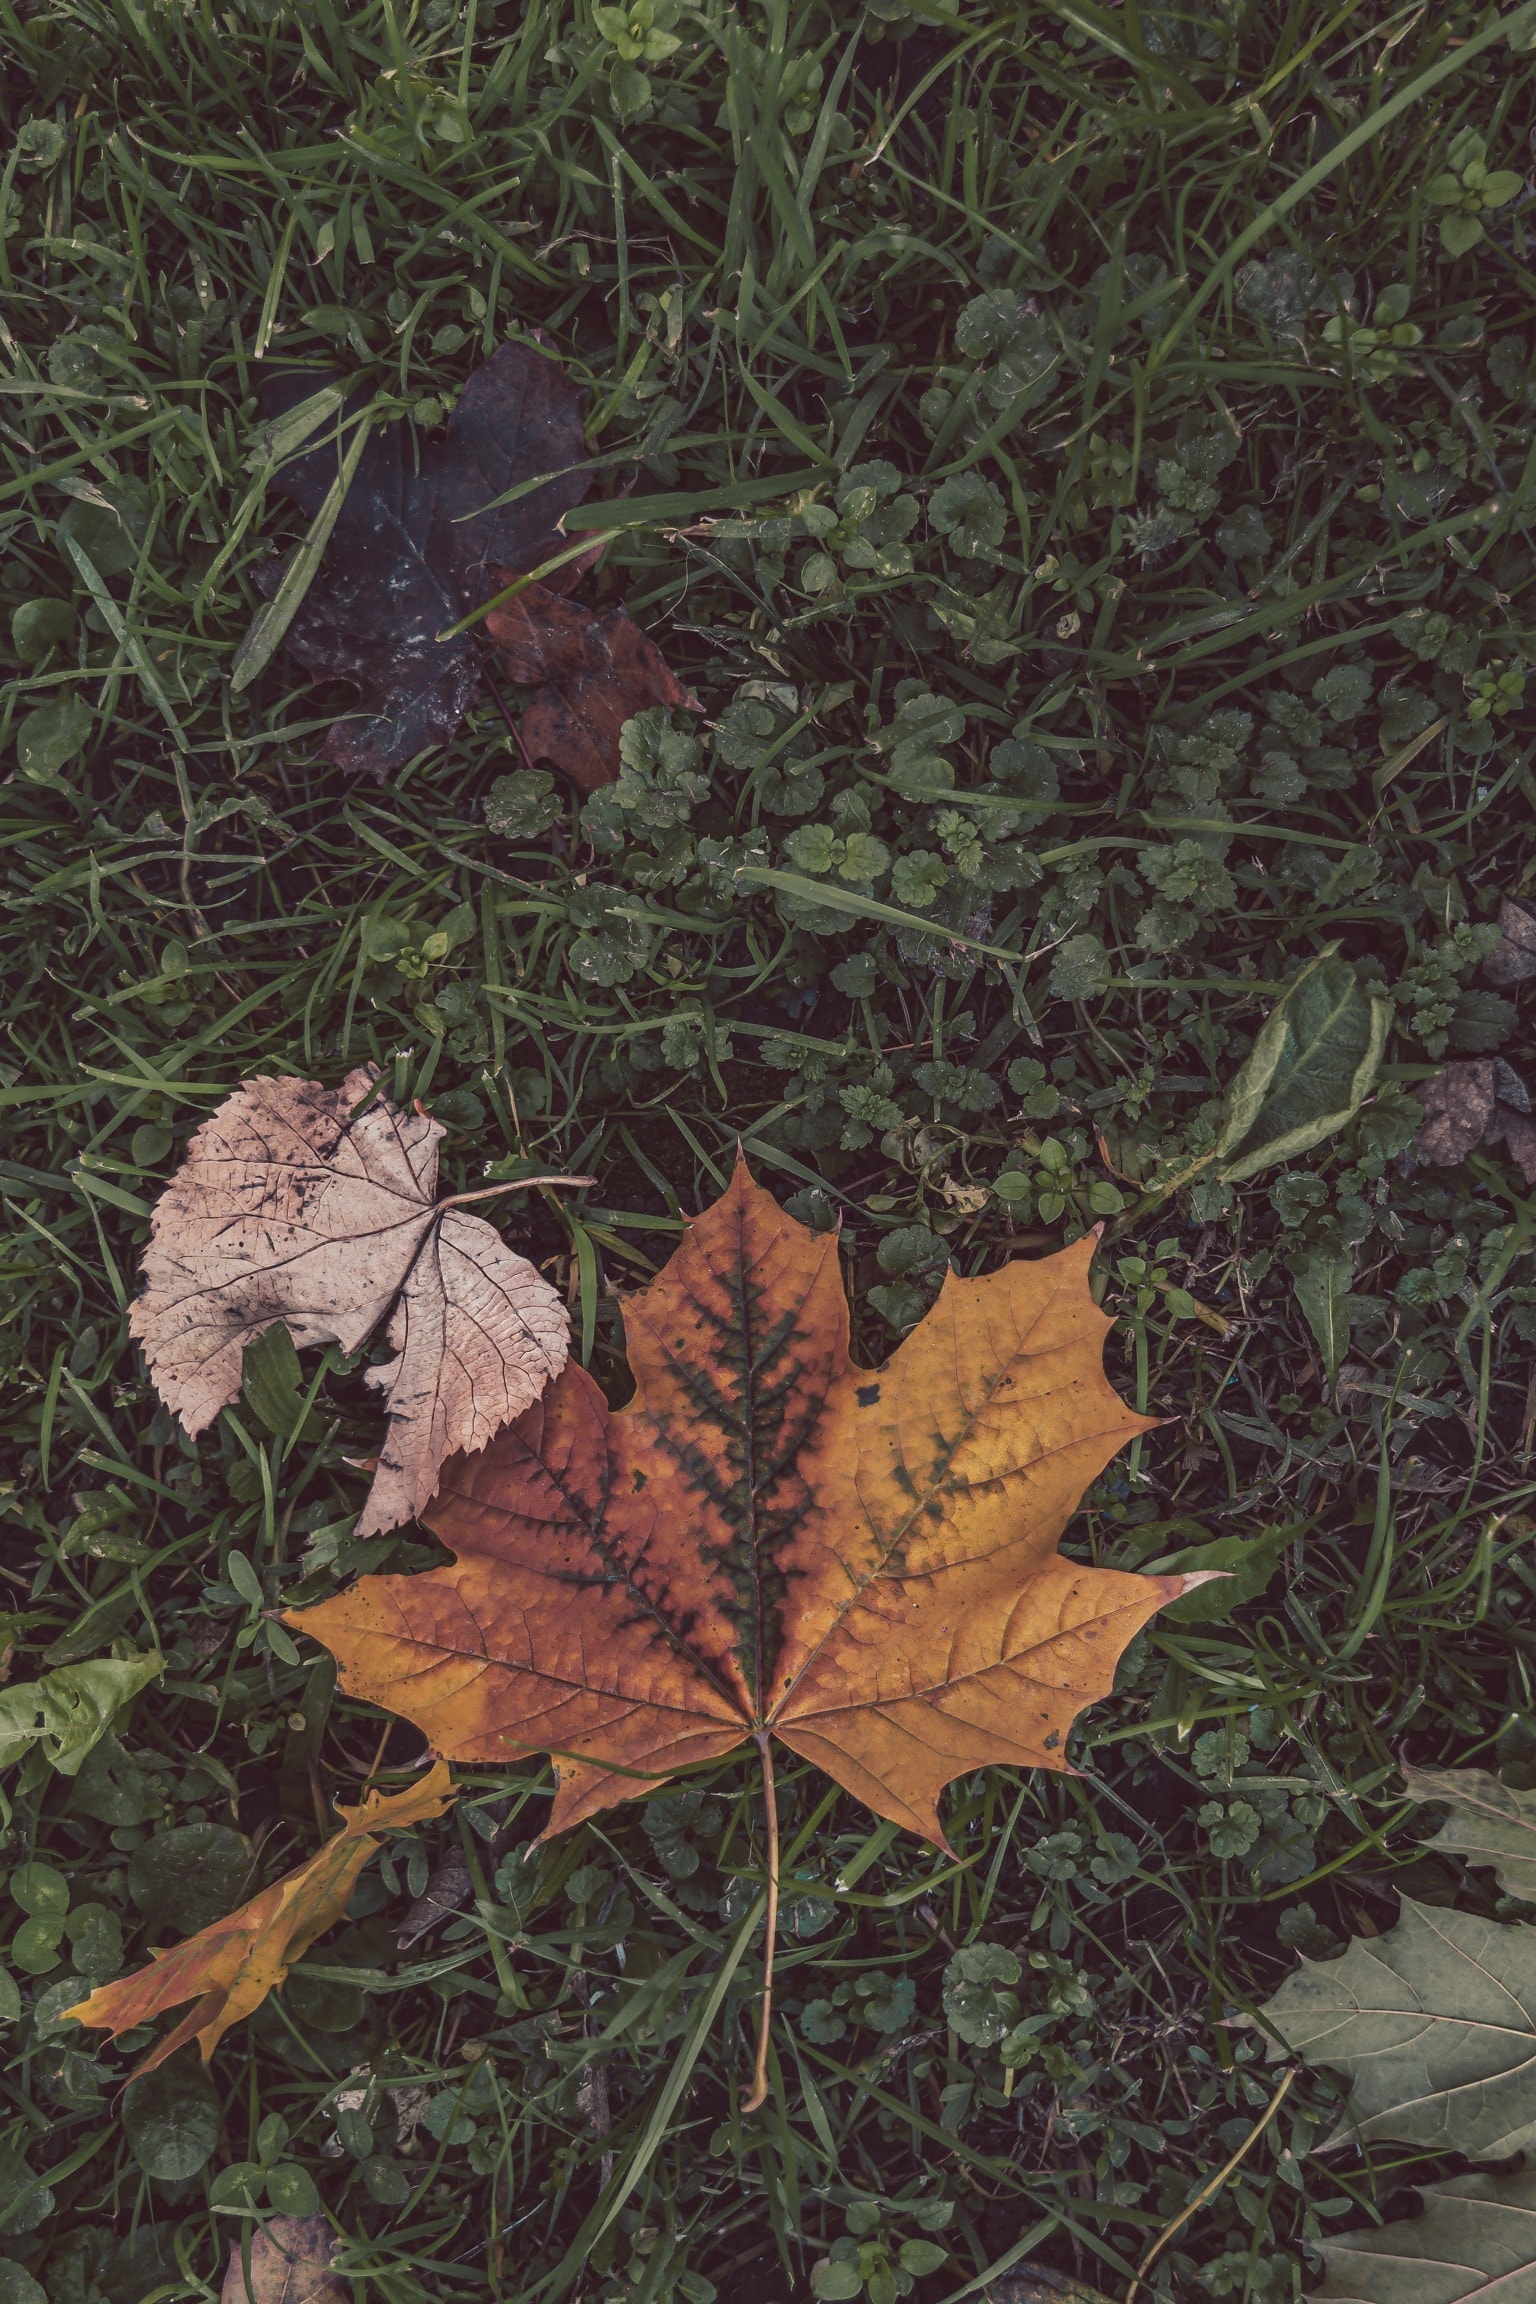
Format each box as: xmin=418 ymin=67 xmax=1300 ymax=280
xmin=436 ymin=1177 xmax=595 ymax=1210
xmin=742 ymin=1728 xmax=781 ymax=2117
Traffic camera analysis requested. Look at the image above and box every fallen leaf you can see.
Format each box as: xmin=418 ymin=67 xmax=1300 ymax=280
xmin=1256 ymin=1896 xmax=1536 ymax=2159
xmin=1415 ymin=1056 xmax=1536 ymax=1182
xmin=985 ymin=2272 xmax=1117 ymax=2304
xmin=255 ymin=342 xmax=590 ymax=776
xmin=1484 ymin=892 xmax=1536 ymax=987
xmin=0 ymin=1654 xmax=162 ymax=1775
xmin=1211 ymin=949 xmax=1389 ymax=1186
xmin=1308 ymin=2167 xmax=1536 ymax=2302
xmin=221 ymin=2217 xmax=347 ymax=2304
xmin=1400 ymin=1761 xmax=1536 ymax=1900
xmin=290 ymin=1157 xmax=1202 ymax=1853
xmin=129 ymin=1065 xmax=571 ymax=1537
xmin=487 ymin=579 xmax=701 ymax=794
xmin=63 ymin=1763 xmax=455 ymax=2080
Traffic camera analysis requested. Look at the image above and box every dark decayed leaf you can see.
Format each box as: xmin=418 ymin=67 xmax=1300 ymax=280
xmin=1415 ymin=1057 xmax=1536 ymax=1181
xmin=487 ymin=580 xmax=701 ymax=793
xmin=1484 ymin=893 xmax=1536 ymax=987
xmin=256 ymin=343 xmax=590 ymax=776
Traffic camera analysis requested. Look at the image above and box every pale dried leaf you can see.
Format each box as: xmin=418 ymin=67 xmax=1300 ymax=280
xmin=221 ymin=2217 xmax=347 ymax=2304
xmin=357 ymin=1205 xmax=572 ymax=1536
xmin=130 ymin=1067 xmax=569 ymax=1535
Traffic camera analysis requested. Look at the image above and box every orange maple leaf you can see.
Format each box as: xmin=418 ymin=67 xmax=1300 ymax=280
xmin=62 ymin=1762 xmax=455 ymax=2079
xmin=291 ymin=1163 xmax=1198 ymax=1846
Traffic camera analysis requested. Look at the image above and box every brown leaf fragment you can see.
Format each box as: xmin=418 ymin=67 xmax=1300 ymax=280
xmin=291 ymin=1158 xmax=1202 ymax=1854
xmin=1415 ymin=1057 xmax=1536 ymax=1182
xmin=221 ymin=2218 xmax=347 ymax=2304
xmin=486 ymin=579 xmax=700 ymax=793
xmin=395 ymin=1847 xmax=472 ymax=1948
xmin=1414 ymin=1059 xmax=1500 ymax=1164
xmin=1486 ymin=893 xmax=1536 ymax=987
xmin=63 ymin=1764 xmax=455 ymax=2079
xmin=129 ymin=1066 xmax=569 ymax=1536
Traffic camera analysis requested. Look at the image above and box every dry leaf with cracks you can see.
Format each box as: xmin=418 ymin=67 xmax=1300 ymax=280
xmin=1485 ymin=892 xmax=1536 ymax=987
xmin=1415 ymin=1056 xmax=1536 ymax=1184
xmin=221 ymin=2217 xmax=347 ymax=2304
xmin=130 ymin=1065 xmax=584 ymax=1535
xmin=290 ymin=1158 xmax=1210 ymax=2108
xmin=62 ymin=1762 xmax=455 ymax=2079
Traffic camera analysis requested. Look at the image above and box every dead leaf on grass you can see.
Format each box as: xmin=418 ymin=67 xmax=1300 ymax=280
xmin=63 ymin=1763 xmax=455 ymax=2079
xmin=292 ymin=1157 xmax=1205 ymax=1853
xmin=1414 ymin=1056 xmax=1536 ymax=1182
xmin=221 ymin=2217 xmax=347 ymax=2304
xmin=1484 ymin=892 xmax=1536 ymax=987
xmin=130 ymin=1065 xmax=574 ymax=1536
xmin=254 ymin=341 xmax=591 ymax=777
xmin=487 ymin=579 xmax=701 ymax=793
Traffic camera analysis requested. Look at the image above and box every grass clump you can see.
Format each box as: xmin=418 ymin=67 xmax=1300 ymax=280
xmin=3 ymin=1 xmax=1536 ymax=2299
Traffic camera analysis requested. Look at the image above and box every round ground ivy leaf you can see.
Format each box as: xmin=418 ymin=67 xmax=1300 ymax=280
xmin=129 ymin=1825 xmax=255 ymax=1937
xmin=265 ymin=2163 xmax=321 ymax=2216
xmin=283 ymin=1971 xmax=365 ymax=2033
xmin=10 ymin=598 xmax=76 ymax=664
xmin=123 ymin=2053 xmax=220 ymax=2180
xmin=929 ymin=472 xmax=1007 ymax=558
xmin=15 ymin=693 xmax=93 ymax=781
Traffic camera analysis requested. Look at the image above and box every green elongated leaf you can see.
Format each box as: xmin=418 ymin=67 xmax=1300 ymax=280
xmin=1290 ymin=1248 xmax=1353 ymax=1390
xmin=1401 ymin=1764 xmax=1536 ymax=1900
xmin=1257 ymin=1897 xmax=1536 ymax=2159
xmin=1214 ymin=951 xmax=1389 ymax=1184
xmin=231 ymin=405 xmax=374 ymax=693
xmin=0 ymin=1655 xmax=163 ymax=1778
xmin=1311 ymin=2166 xmax=1536 ymax=2302
xmin=1141 ymin=1525 xmax=1291 ymax=1624
xmin=240 ymin=1324 xmax=324 ymax=1442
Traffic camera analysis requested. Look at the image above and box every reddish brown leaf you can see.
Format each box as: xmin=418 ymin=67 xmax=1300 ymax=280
xmin=291 ymin=1159 xmax=1205 ymax=1854
xmin=486 ymin=580 xmax=700 ymax=793
xmin=63 ymin=1764 xmax=455 ymax=2079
